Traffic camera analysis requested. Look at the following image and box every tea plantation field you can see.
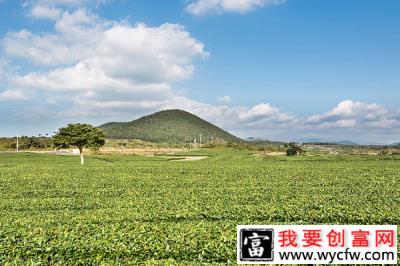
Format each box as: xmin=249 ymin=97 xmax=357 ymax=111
xmin=0 ymin=151 xmax=399 ymax=264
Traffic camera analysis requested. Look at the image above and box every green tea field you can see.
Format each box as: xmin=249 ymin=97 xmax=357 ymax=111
xmin=0 ymin=151 xmax=399 ymax=264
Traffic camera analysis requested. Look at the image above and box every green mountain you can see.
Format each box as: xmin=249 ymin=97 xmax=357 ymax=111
xmin=99 ymin=109 xmax=242 ymax=144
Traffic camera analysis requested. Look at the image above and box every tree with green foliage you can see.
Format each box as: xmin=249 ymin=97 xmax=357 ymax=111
xmin=286 ymin=142 xmax=304 ymax=156
xmin=53 ymin=124 xmax=105 ymax=165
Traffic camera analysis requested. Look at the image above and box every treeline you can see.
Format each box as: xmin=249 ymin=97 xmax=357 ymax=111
xmin=1 ymin=136 xmax=286 ymax=152
xmin=0 ymin=137 xmax=52 ymax=150
xmin=104 ymin=138 xmax=287 ymax=152
xmin=203 ymin=140 xmax=286 ymax=152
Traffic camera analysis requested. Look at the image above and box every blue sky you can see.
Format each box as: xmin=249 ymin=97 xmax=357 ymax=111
xmin=0 ymin=0 xmax=399 ymax=143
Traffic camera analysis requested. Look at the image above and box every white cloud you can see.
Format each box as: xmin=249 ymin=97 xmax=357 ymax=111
xmin=0 ymin=61 xmax=5 ymax=81
xmin=1 ymin=1 xmax=297 ymax=133
xmin=238 ymin=103 xmax=279 ymax=121
xmin=161 ymin=97 xmax=298 ymax=132
xmin=186 ymin=0 xmax=286 ymax=16
xmin=24 ymin=0 xmax=113 ymax=22
xmin=2 ymin=4 xmax=400 ymax=143
xmin=304 ymin=100 xmax=399 ymax=129
xmin=164 ymin=99 xmax=400 ymax=140
xmin=31 ymin=0 xmax=110 ymax=8
xmin=35 ymin=0 xmax=85 ymax=5
xmin=3 ymin=10 xmax=102 ymax=66
xmin=30 ymin=5 xmax=62 ymax=20
xmin=217 ymin=95 xmax=231 ymax=104
xmin=0 ymin=90 xmax=29 ymax=101
xmin=9 ymin=13 xmax=208 ymax=93
xmin=3 ymin=8 xmax=209 ymax=121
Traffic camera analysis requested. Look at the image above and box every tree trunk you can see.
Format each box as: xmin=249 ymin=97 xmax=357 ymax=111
xmin=79 ymin=147 xmax=84 ymax=165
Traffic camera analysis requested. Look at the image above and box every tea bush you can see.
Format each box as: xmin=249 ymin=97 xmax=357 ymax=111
xmin=0 ymin=151 xmax=399 ymax=264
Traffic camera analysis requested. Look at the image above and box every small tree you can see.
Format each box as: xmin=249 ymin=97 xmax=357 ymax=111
xmin=286 ymin=142 xmax=304 ymax=156
xmin=53 ymin=123 xmax=105 ymax=165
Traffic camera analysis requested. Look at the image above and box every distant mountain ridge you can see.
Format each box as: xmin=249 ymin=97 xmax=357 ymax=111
xmin=302 ymin=139 xmax=359 ymax=146
xmin=334 ymin=140 xmax=360 ymax=146
xmin=99 ymin=109 xmax=242 ymax=144
xmin=246 ymin=137 xmax=286 ymax=146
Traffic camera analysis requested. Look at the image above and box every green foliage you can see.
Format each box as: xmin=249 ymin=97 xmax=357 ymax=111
xmin=19 ymin=136 xmax=52 ymax=150
xmin=286 ymin=142 xmax=304 ymax=156
xmin=53 ymin=123 xmax=106 ymax=152
xmin=0 ymin=137 xmax=52 ymax=150
xmin=0 ymin=151 xmax=399 ymax=264
xmin=202 ymin=141 xmax=286 ymax=152
xmin=99 ymin=109 xmax=242 ymax=144
xmin=0 ymin=137 xmax=17 ymax=150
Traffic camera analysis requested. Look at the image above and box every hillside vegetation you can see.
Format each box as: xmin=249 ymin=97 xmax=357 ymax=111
xmin=0 ymin=137 xmax=52 ymax=150
xmin=99 ymin=109 xmax=241 ymax=144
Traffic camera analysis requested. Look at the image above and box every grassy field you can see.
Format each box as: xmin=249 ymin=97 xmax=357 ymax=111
xmin=0 ymin=150 xmax=399 ymax=264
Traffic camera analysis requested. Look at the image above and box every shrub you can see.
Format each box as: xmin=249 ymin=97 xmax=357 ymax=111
xmin=286 ymin=142 xmax=304 ymax=156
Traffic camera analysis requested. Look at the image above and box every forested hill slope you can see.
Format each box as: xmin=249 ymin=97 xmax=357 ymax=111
xmin=99 ymin=109 xmax=242 ymax=144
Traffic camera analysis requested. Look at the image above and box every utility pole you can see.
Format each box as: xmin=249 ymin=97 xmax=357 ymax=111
xmin=16 ymin=131 xmax=19 ymax=151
